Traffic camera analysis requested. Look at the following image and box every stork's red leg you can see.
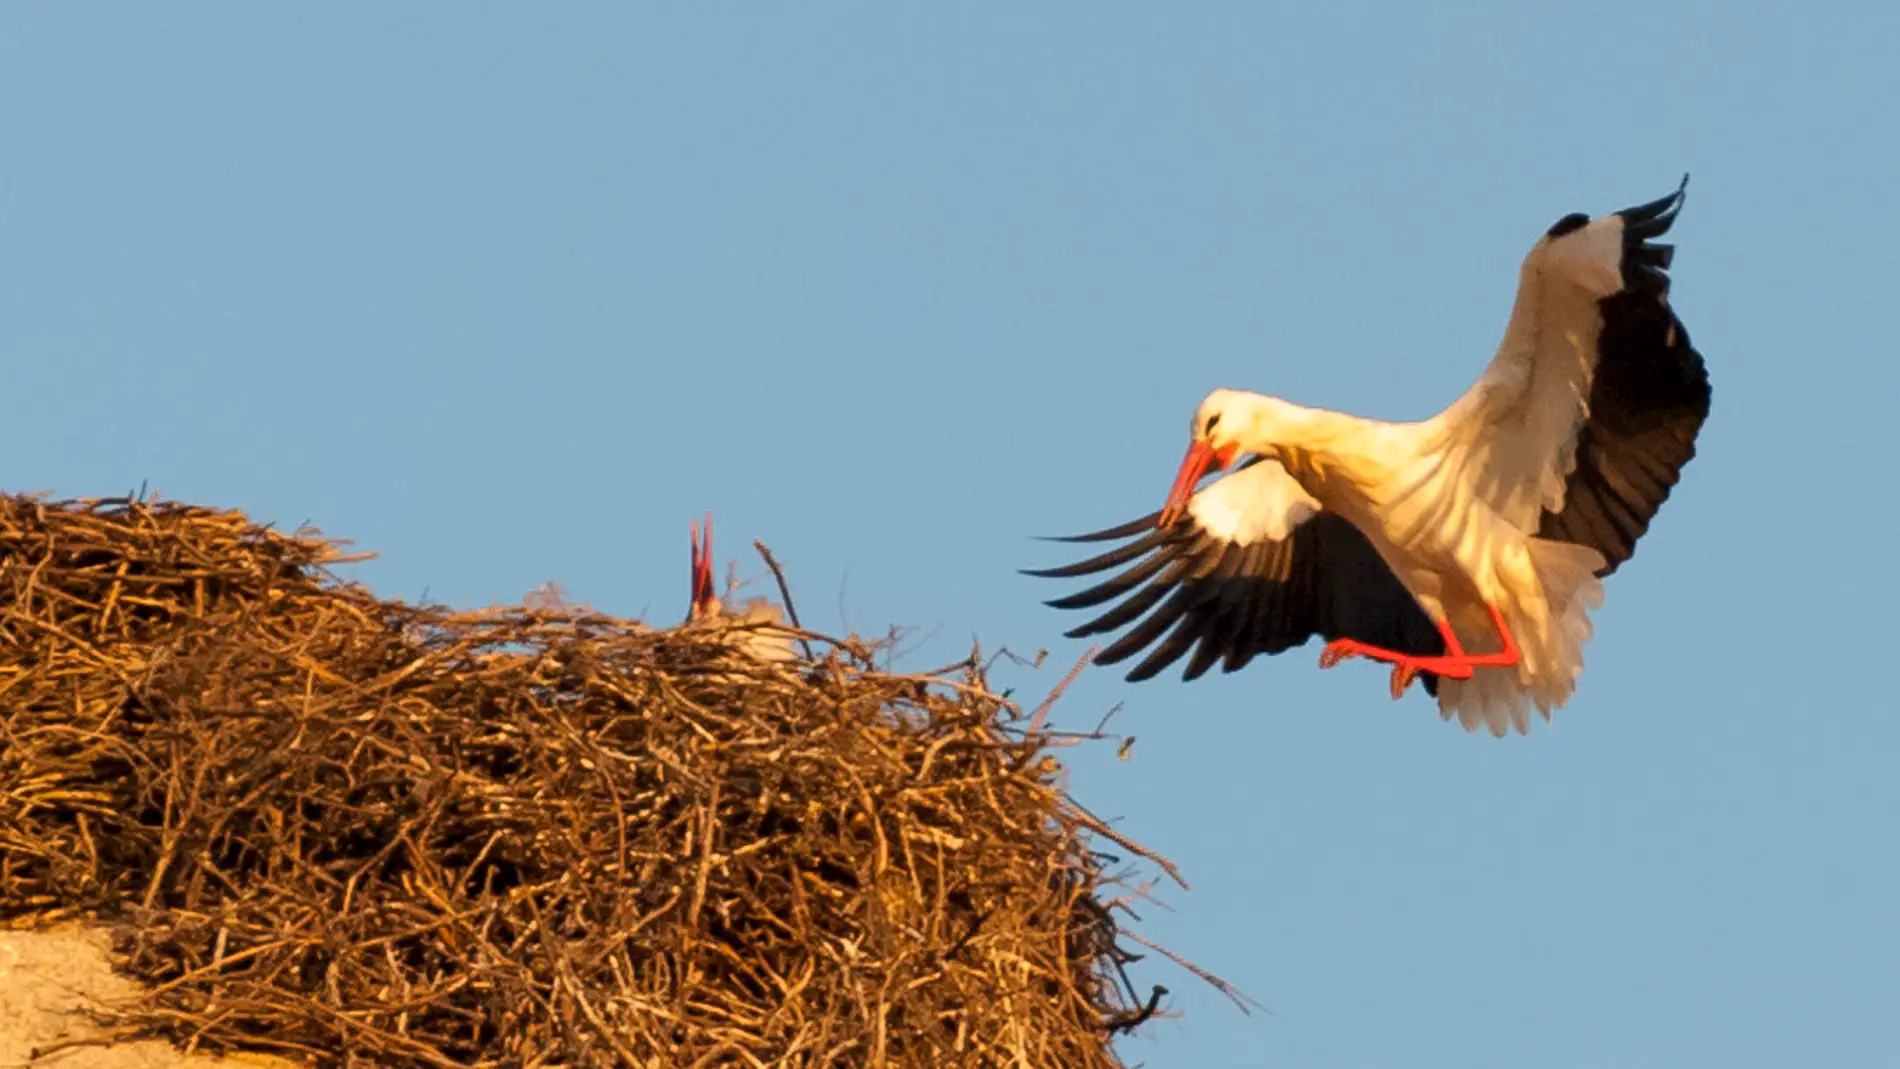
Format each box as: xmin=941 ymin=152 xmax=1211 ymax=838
xmin=1458 ymin=602 xmax=1521 ymax=667
xmin=1321 ymin=603 xmax=1522 ymax=700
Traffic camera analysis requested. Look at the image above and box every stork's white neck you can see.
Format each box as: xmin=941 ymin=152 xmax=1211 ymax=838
xmin=1211 ymin=390 xmax=1363 ymax=457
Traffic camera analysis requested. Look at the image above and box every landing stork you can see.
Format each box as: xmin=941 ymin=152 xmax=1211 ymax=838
xmin=1028 ymin=178 xmax=1711 ymax=736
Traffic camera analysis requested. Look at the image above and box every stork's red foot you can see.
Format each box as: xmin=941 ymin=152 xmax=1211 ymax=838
xmin=1321 ymin=639 xmax=1477 ymax=700
xmin=1318 ymin=638 xmax=1375 ymax=670
xmin=1320 ymin=604 xmax=1525 ymax=701
xmin=1389 ymin=661 xmax=1424 ymax=700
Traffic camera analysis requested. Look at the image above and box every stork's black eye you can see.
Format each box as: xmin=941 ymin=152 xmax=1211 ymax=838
xmin=1203 ymin=413 xmax=1221 ymax=435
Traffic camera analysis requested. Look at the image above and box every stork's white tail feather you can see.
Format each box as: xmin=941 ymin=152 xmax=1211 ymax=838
xmin=1439 ymin=539 xmax=1606 ymax=737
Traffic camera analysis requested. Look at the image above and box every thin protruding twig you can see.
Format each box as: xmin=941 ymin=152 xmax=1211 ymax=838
xmin=1121 ymin=929 xmax=1267 ymax=1016
xmin=752 ymin=538 xmax=816 ymax=661
xmin=1027 ymin=645 xmax=1096 ymax=736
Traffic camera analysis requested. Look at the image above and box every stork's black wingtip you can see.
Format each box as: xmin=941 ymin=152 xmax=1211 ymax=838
xmin=1032 ymin=512 xmax=1166 ymax=544
xmin=1041 ymin=529 xmax=1139 ymax=545
xmin=1619 ymin=175 xmax=1693 ymax=234
xmin=1024 ymin=561 xmax=1108 ymax=580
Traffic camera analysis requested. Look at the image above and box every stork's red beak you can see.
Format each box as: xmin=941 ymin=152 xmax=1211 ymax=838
xmin=690 ymin=512 xmax=715 ymax=616
xmin=1158 ymin=440 xmax=1237 ymax=528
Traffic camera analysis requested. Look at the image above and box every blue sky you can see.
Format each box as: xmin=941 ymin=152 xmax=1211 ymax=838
xmin=4 ymin=4 xmax=1896 ymax=1066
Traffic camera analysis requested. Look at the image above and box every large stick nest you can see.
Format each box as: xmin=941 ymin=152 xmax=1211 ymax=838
xmin=0 ymin=494 xmax=1208 ymax=1067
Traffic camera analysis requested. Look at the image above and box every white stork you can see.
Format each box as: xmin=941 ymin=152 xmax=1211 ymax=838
xmin=1028 ymin=178 xmax=1711 ymax=736
xmin=685 ymin=512 xmax=801 ymax=665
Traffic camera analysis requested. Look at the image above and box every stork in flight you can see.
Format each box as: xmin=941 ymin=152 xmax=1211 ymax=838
xmin=686 ymin=512 xmax=801 ymax=665
xmin=1028 ymin=178 xmax=1711 ymax=736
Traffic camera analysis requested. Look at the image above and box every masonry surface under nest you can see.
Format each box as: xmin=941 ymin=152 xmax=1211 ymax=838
xmin=0 ymin=493 xmax=1205 ymax=1067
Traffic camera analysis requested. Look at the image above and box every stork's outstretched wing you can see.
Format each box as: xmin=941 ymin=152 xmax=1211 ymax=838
xmin=1026 ymin=458 xmax=1445 ymax=687
xmin=1427 ymin=177 xmax=1712 ymax=575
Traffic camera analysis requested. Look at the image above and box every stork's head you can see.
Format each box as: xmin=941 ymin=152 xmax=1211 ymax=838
xmin=1158 ymin=390 xmax=1251 ymax=527
xmin=689 ymin=512 xmax=720 ymax=620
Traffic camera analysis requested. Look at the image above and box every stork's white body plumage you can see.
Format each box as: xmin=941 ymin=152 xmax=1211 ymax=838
xmin=1031 ymin=180 xmax=1710 ymax=736
xmin=687 ymin=594 xmax=801 ymax=666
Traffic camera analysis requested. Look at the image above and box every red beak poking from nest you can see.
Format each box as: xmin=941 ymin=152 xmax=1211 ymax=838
xmin=690 ymin=512 xmax=716 ymax=618
xmin=1158 ymin=440 xmax=1238 ymax=529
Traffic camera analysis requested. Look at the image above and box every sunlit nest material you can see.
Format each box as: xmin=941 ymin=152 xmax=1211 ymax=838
xmin=0 ymin=492 xmax=1230 ymax=1067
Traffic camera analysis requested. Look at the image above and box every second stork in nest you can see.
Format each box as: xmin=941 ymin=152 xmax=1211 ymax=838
xmin=686 ymin=513 xmax=802 ymax=666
